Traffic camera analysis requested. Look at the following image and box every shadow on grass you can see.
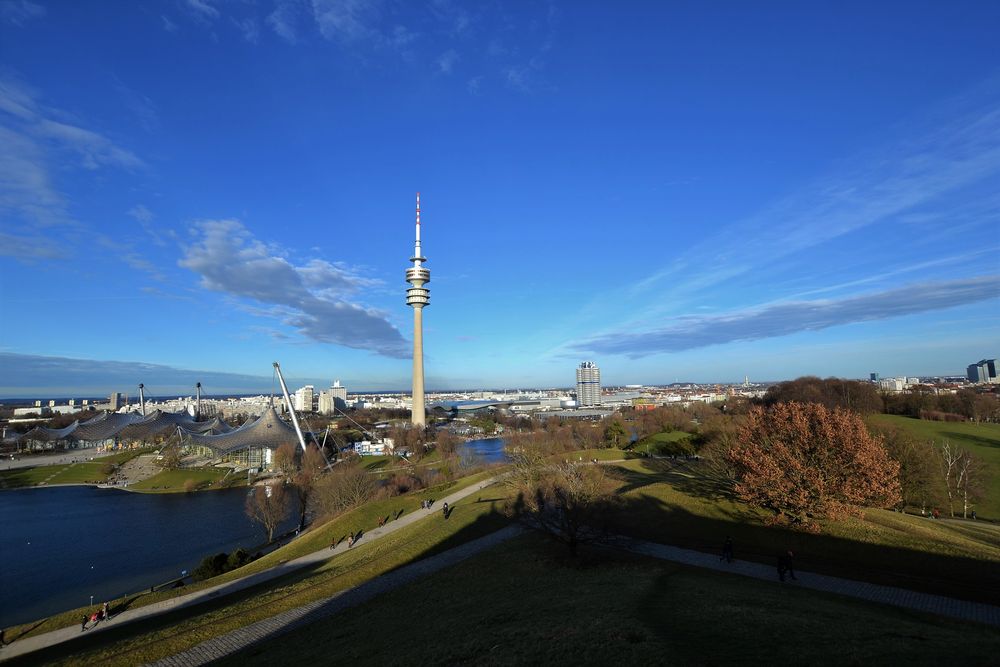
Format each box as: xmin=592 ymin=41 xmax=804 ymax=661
xmin=6 ymin=508 xmax=512 ymax=667
xmin=939 ymin=431 xmax=1000 ymax=449
xmin=603 ymin=494 xmax=1000 ymax=605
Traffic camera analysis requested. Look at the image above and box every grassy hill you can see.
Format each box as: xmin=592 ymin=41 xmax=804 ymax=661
xmin=220 ymin=533 xmax=1000 ymax=667
xmin=9 ymin=461 xmax=999 ymax=665
xmin=868 ymin=414 xmax=1000 ymax=519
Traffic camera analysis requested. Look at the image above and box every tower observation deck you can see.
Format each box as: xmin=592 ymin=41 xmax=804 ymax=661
xmin=406 ymin=192 xmax=430 ymax=427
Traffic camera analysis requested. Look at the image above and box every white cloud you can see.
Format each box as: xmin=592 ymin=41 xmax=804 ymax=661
xmin=437 ymin=49 xmax=459 ymax=74
xmin=311 ymin=0 xmax=376 ymax=41
xmin=186 ymin=0 xmax=220 ymax=22
xmin=233 ymin=16 xmax=259 ymax=43
xmin=0 ymin=0 xmax=45 ymax=26
xmin=267 ymin=1 xmax=299 ymax=43
xmin=179 ymin=219 xmax=408 ymax=358
xmin=0 ymin=76 xmax=144 ymax=259
xmin=578 ymin=276 xmax=1000 ymax=357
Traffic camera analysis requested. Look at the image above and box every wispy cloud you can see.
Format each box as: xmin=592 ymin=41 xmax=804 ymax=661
xmin=630 ymin=93 xmax=1000 ymax=302
xmin=436 ymin=49 xmax=459 ymax=74
xmin=185 ymin=0 xmax=220 ymax=23
xmin=0 ymin=0 xmax=45 ymax=26
xmin=0 ymin=76 xmax=143 ymax=260
xmin=232 ymin=16 xmax=259 ymax=43
xmin=179 ymin=219 xmax=408 ymax=358
xmin=267 ymin=0 xmax=299 ymax=43
xmin=578 ymin=276 xmax=1000 ymax=358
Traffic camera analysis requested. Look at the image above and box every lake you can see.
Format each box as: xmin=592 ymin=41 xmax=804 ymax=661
xmin=0 ymin=485 xmax=293 ymax=628
xmin=457 ymin=437 xmax=507 ymax=463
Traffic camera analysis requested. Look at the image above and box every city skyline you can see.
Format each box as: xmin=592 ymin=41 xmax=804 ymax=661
xmin=1 ymin=2 xmax=999 ymax=396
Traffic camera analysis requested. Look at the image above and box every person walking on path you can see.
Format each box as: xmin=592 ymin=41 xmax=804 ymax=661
xmin=102 ymin=601 xmax=109 ymax=621
xmin=777 ymin=550 xmax=797 ymax=582
xmin=80 ymin=615 xmax=88 ymax=632
xmin=442 ymin=502 xmax=449 ymax=519
xmin=347 ymin=534 xmax=355 ymax=548
xmin=721 ymin=536 xmax=734 ymax=563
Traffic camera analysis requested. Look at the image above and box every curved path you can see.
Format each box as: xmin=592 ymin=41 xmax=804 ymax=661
xmin=0 ymin=475 xmax=503 ymax=663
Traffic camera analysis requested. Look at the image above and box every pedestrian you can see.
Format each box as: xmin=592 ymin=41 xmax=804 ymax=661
xmin=971 ymin=510 xmax=977 ymax=520
xmin=81 ymin=615 xmax=88 ymax=632
xmin=90 ymin=611 xmax=100 ymax=626
xmin=932 ymin=508 xmax=940 ymax=519
xmin=348 ymin=534 xmax=355 ymax=548
xmin=777 ymin=550 xmax=797 ymax=582
xmin=442 ymin=502 xmax=449 ymax=518
xmin=102 ymin=601 xmax=109 ymax=620
xmin=721 ymin=536 xmax=734 ymax=564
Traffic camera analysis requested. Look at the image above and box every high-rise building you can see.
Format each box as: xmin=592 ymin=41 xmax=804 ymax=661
xmin=294 ymin=385 xmax=315 ymax=412
xmin=319 ymin=380 xmax=348 ymax=415
xmin=405 ymin=193 xmax=430 ymax=427
xmin=870 ymin=372 xmax=879 ymax=382
xmin=109 ymin=392 xmax=123 ymax=410
xmin=968 ymin=359 xmax=999 ymax=384
xmin=576 ymin=361 xmax=602 ymax=406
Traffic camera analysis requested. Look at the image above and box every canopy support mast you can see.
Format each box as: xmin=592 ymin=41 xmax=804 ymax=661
xmin=273 ymin=362 xmax=308 ymax=454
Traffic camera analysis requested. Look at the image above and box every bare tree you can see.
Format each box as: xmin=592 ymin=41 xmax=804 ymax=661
xmin=292 ymin=444 xmax=327 ymax=531
xmin=245 ymin=482 xmax=290 ymax=543
xmin=504 ymin=445 xmax=619 ymax=557
xmin=272 ymin=441 xmax=298 ymax=479
xmin=938 ymin=441 xmax=962 ymax=517
xmin=314 ymin=460 xmax=376 ymax=517
xmin=955 ymin=450 xmax=985 ymax=519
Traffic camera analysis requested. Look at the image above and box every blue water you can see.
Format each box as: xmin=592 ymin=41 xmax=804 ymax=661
xmin=0 ymin=486 xmax=294 ymax=627
xmin=457 ymin=437 xmax=508 ymax=463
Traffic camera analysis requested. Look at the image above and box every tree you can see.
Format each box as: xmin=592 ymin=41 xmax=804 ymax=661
xmin=314 ymin=460 xmax=376 ymax=517
xmin=292 ymin=444 xmax=327 ymax=531
xmin=956 ymin=452 xmax=986 ymax=519
xmin=872 ymin=425 xmax=942 ymax=511
xmin=939 ymin=442 xmax=986 ymax=518
xmin=434 ymin=429 xmax=461 ymax=457
xmin=727 ymin=403 xmax=901 ymax=528
xmin=504 ymin=444 xmax=619 ymax=556
xmin=603 ymin=419 xmax=628 ymax=449
xmin=272 ymin=442 xmax=298 ymax=479
xmin=245 ymin=482 xmax=290 ymax=543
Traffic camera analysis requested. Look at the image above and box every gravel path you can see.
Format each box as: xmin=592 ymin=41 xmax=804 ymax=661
xmin=612 ymin=537 xmax=1000 ymax=627
xmin=149 ymin=525 xmax=524 ymax=667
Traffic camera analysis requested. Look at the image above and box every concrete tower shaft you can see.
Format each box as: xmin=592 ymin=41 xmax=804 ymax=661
xmin=406 ymin=192 xmax=430 ymax=427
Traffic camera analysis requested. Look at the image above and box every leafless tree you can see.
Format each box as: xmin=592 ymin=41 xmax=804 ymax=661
xmin=245 ymin=482 xmax=290 ymax=543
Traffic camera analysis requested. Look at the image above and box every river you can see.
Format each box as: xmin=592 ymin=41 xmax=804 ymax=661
xmin=0 ymin=485 xmax=294 ymax=628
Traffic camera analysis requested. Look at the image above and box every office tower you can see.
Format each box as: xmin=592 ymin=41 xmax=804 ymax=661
xmin=576 ymin=361 xmax=602 ymax=406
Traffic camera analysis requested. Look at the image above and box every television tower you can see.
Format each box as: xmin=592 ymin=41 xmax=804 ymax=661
xmin=405 ymin=192 xmax=430 ymax=427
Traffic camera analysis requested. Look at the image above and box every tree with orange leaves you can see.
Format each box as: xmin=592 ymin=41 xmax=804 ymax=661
xmin=727 ymin=402 xmax=900 ymax=528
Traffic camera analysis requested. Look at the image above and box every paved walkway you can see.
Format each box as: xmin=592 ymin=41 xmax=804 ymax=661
xmin=150 ymin=525 xmax=524 ymax=667
xmin=612 ymin=537 xmax=1000 ymax=627
xmin=138 ymin=530 xmax=1000 ymax=665
xmin=0 ymin=475 xmax=502 ymax=663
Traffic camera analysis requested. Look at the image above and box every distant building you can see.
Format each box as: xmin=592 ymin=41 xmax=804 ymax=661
xmin=870 ymin=372 xmax=879 ymax=382
xmin=294 ymin=385 xmax=315 ymax=412
xmin=109 ymin=392 xmax=123 ymax=410
xmin=967 ymin=359 xmax=999 ymax=384
xmin=576 ymin=361 xmax=602 ymax=407
xmin=318 ymin=380 xmax=349 ymax=415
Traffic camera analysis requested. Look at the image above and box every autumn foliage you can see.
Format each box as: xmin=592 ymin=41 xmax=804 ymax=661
xmin=727 ymin=402 xmax=901 ymax=528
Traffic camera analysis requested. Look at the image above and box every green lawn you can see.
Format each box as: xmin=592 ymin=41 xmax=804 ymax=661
xmin=868 ymin=414 xmax=1000 ymax=519
xmin=0 ymin=448 xmax=152 ymax=489
xmin=603 ymin=458 xmax=1000 ymax=603
xmin=220 ymin=533 xmax=1000 ymax=667
xmin=0 ymin=461 xmax=111 ymax=488
xmin=128 ymin=467 xmax=240 ymax=492
xmin=24 ymin=482 xmax=510 ymax=666
xmin=5 ymin=469 xmax=500 ymax=644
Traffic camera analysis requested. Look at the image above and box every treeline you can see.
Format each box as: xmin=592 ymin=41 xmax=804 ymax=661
xmin=762 ymin=376 xmax=1000 ymax=423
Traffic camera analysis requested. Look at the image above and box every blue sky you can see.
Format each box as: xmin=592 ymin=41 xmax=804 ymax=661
xmin=1 ymin=1 xmax=998 ymax=397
